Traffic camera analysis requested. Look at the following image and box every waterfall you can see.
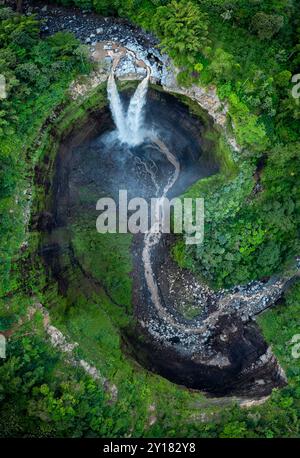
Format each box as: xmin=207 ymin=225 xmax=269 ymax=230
xmin=107 ymin=70 xmax=150 ymax=146
xmin=126 ymin=72 xmax=150 ymax=146
xmin=107 ymin=72 xmax=128 ymax=141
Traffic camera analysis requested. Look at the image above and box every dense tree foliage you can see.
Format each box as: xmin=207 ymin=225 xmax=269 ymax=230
xmin=1 ymin=282 xmax=300 ymax=437
xmin=152 ymin=1 xmax=209 ymax=65
xmin=184 ymin=141 xmax=300 ymax=287
xmin=1 ymin=0 xmax=300 ymax=439
xmin=0 ymin=7 xmax=89 ymax=294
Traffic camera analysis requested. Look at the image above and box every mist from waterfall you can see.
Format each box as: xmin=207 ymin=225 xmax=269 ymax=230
xmin=107 ymin=71 xmax=150 ymax=147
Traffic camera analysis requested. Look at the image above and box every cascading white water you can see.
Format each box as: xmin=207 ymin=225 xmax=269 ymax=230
xmin=107 ymin=72 xmax=128 ymax=141
xmin=126 ymin=72 xmax=150 ymax=146
xmin=107 ymin=70 xmax=150 ymax=146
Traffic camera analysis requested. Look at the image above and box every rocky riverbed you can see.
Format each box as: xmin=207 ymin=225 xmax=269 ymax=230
xmin=130 ymin=231 xmax=299 ymax=397
xmin=24 ymin=1 xmax=235 ymax=140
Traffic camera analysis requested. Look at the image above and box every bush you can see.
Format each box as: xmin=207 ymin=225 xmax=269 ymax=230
xmin=152 ymin=0 xmax=209 ymax=65
xmin=252 ymin=12 xmax=284 ymax=40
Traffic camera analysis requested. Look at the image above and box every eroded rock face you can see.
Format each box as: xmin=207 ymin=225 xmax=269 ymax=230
xmin=130 ymin=235 xmax=296 ymax=397
xmin=130 ymin=317 xmax=287 ymax=397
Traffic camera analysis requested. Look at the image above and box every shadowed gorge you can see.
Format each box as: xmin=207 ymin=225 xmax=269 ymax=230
xmin=1 ymin=0 xmax=300 ymax=440
xmin=36 ymin=86 xmax=285 ymax=397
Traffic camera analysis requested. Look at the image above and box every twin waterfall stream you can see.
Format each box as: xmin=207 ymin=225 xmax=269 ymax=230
xmin=107 ymin=71 xmax=150 ymax=147
xmin=107 ymin=70 xmax=181 ymax=323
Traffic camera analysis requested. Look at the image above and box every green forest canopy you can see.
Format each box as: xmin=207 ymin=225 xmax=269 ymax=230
xmin=0 ymin=0 xmax=300 ymax=438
